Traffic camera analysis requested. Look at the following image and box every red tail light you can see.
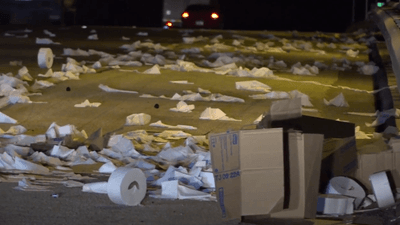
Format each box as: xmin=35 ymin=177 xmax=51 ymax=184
xmin=182 ymin=12 xmax=189 ymax=18
xmin=166 ymin=21 xmax=173 ymax=27
xmin=211 ymin=12 xmax=219 ymax=19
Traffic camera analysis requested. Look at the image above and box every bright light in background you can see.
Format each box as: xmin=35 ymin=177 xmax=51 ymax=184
xmin=211 ymin=13 xmax=219 ymax=19
xmin=166 ymin=21 xmax=173 ymax=27
xmin=81 ymin=25 xmax=87 ymax=29
xmin=182 ymin=12 xmax=189 ymax=18
xmin=377 ymin=2 xmax=384 ymax=7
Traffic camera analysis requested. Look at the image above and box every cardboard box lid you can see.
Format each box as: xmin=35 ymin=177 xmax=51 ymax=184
xmin=268 ymin=115 xmax=355 ymax=139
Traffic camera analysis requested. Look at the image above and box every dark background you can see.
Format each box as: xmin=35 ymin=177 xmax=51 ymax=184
xmin=71 ymin=0 xmax=371 ymax=32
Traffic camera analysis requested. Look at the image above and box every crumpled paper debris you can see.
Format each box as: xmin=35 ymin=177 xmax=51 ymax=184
xmin=358 ymin=64 xmax=379 ymax=75
xmin=156 ymin=130 xmax=192 ymax=139
xmin=0 ymin=112 xmax=17 ymax=124
xmin=365 ymin=108 xmax=397 ymax=127
xmin=199 ymin=107 xmax=241 ymax=121
xmin=150 ymin=120 xmax=197 ymax=130
xmin=143 ymin=65 xmax=161 ymax=74
xmin=355 ymin=126 xmax=371 ymax=139
xmin=44 ymin=29 xmax=56 ymax=37
xmin=170 ymin=101 xmax=195 ymax=113
xmin=36 ymin=38 xmax=60 ymax=45
xmin=346 ymin=49 xmax=359 ymax=57
xmin=324 ymin=93 xmax=349 ymax=107
xmin=9 ymin=61 xmax=22 ymax=66
xmin=290 ymin=90 xmax=313 ymax=107
xmin=98 ymin=84 xmax=138 ymax=94
xmin=249 ymin=91 xmax=290 ymax=99
xmin=125 ymin=113 xmax=151 ymax=125
xmin=74 ymin=99 xmax=101 ymax=108
xmin=235 ymin=80 xmax=271 ymax=92
xmin=170 ymin=80 xmax=194 ymax=84
xmin=17 ymin=66 xmax=33 ymax=81
xmin=88 ymin=34 xmax=98 ymax=40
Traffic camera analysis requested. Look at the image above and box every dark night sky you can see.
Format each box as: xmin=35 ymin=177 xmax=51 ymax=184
xmin=73 ymin=0 xmax=370 ymax=32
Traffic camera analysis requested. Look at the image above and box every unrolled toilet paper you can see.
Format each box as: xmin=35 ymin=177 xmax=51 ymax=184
xmin=370 ymin=171 xmax=395 ymax=208
xmin=107 ymin=167 xmax=147 ymax=206
xmin=38 ymin=48 xmax=54 ymax=69
xmin=329 ymin=176 xmax=366 ymax=209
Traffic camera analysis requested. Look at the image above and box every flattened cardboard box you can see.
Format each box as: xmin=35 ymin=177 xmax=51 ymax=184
xmin=209 ymin=128 xmax=285 ymax=220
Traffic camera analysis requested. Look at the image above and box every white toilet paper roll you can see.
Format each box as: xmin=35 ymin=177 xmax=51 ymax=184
xmin=107 ymin=167 xmax=147 ymax=206
xmin=369 ymin=171 xmax=395 ymax=208
xmin=38 ymin=48 xmax=54 ymax=69
xmin=317 ymin=194 xmax=355 ymax=215
xmin=329 ymin=176 xmax=366 ymax=209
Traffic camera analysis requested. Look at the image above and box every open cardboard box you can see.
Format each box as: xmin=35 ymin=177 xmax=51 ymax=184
xmin=258 ymin=113 xmax=358 ymax=193
xmin=209 ymin=128 xmax=324 ymax=220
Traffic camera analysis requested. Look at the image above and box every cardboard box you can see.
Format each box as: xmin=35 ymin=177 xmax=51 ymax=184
xmin=271 ymin=131 xmax=324 ymax=219
xmin=319 ymin=136 xmax=358 ymax=192
xmin=209 ymin=128 xmax=285 ymax=220
xmin=355 ymin=149 xmax=400 ymax=192
xmin=209 ymin=128 xmax=324 ymax=220
xmin=258 ymin=114 xmax=358 ymax=192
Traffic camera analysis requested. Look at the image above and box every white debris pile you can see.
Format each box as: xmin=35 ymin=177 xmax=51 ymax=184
xmin=324 ymin=93 xmax=349 ymax=107
xmin=290 ymin=62 xmax=319 ymax=75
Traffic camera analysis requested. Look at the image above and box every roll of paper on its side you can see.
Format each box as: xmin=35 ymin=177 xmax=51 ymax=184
xmin=369 ymin=171 xmax=395 ymax=208
xmin=107 ymin=167 xmax=147 ymax=206
xmin=38 ymin=48 xmax=54 ymax=69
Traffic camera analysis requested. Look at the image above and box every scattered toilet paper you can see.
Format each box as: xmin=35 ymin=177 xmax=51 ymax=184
xmin=235 ymin=80 xmax=271 ymax=92
xmin=125 ymin=113 xmax=151 ymax=126
xmin=170 ymin=101 xmax=195 ymax=113
xmin=74 ymin=99 xmax=101 ymax=108
xmin=98 ymin=84 xmax=138 ymax=94
xmin=324 ymin=93 xmax=349 ymax=107
xmin=199 ymin=107 xmax=241 ymax=121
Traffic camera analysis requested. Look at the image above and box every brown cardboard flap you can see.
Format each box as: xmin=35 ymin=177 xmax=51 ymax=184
xmin=271 ymin=132 xmax=324 ymax=219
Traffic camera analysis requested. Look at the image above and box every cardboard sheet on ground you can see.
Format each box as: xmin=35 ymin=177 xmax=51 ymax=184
xmin=235 ymin=80 xmax=271 ymax=92
xmin=170 ymin=101 xmax=195 ymax=113
xmin=324 ymin=93 xmax=349 ymax=107
xmin=150 ymin=120 xmax=197 ymax=130
xmin=98 ymin=84 xmax=138 ymax=94
xmin=74 ymin=99 xmax=101 ymax=108
xmin=199 ymin=107 xmax=241 ymax=121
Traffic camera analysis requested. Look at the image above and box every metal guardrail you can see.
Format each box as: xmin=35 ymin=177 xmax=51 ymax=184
xmin=371 ymin=2 xmax=400 ymax=94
